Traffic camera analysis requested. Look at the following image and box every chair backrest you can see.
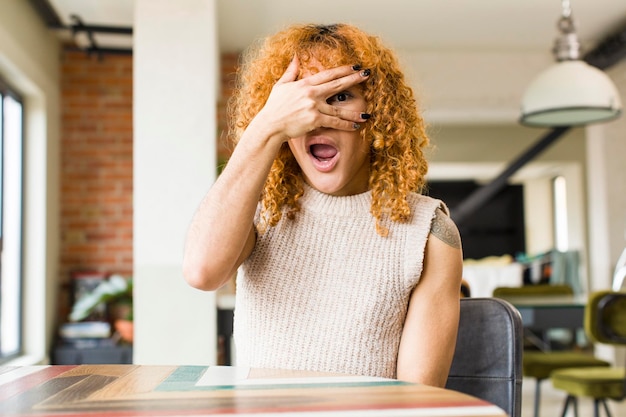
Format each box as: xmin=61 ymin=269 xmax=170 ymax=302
xmin=446 ymin=297 xmax=524 ymax=417
xmin=492 ymin=283 xmax=573 ymax=298
xmin=586 ymin=291 xmax=626 ymax=346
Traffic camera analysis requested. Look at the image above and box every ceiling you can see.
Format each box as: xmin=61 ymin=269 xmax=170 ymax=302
xmin=36 ymin=0 xmax=626 ymax=56
xmin=29 ymin=0 xmax=626 ymax=220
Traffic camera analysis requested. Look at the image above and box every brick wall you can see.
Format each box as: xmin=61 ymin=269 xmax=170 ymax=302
xmin=58 ymin=49 xmax=239 ymax=319
xmin=59 ymin=50 xmax=134 ymax=317
xmin=217 ymin=52 xmax=239 ymax=168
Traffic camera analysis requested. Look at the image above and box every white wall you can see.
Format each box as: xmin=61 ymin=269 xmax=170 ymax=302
xmin=0 ymin=0 xmax=61 ymax=364
xmin=133 ymin=0 xmax=218 ymax=365
xmin=585 ymin=62 xmax=626 ymax=365
xmin=604 ymin=61 xmax=626 ymax=280
xmin=586 ymin=61 xmax=626 ymax=292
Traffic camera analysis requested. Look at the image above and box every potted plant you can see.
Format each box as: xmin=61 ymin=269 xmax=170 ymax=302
xmin=69 ymin=274 xmax=133 ymax=343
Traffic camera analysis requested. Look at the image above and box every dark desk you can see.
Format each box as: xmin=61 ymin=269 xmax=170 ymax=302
xmin=496 ymin=295 xmax=586 ymax=350
xmin=52 ymin=343 xmax=133 ymax=365
xmin=0 ymin=365 xmax=507 ymax=416
xmin=499 ymin=295 xmax=586 ymax=331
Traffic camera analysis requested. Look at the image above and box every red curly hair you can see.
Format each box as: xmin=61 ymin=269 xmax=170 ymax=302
xmin=227 ymin=23 xmax=430 ymax=236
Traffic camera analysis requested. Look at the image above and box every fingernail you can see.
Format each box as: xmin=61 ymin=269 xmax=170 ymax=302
xmin=360 ymin=69 xmax=371 ymax=77
xmin=360 ymin=113 xmax=371 ymax=119
xmin=353 ymin=123 xmax=361 ymax=129
xmin=352 ymin=64 xmax=362 ymax=71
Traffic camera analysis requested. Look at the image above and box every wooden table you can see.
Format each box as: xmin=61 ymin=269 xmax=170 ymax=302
xmin=0 ymin=365 xmax=507 ymax=416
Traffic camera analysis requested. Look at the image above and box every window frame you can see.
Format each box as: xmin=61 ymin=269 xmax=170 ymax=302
xmin=0 ymin=75 xmax=25 ymax=363
xmin=552 ymin=175 xmax=569 ymax=253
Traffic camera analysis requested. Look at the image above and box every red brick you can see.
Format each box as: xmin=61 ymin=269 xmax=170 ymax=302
xmin=58 ymin=48 xmax=242 ymax=321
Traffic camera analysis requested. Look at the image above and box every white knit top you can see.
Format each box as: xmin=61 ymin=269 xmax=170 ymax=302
xmin=234 ymin=185 xmax=444 ymax=379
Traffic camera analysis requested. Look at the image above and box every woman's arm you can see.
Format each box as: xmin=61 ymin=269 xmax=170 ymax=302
xmin=181 ymin=125 xmax=277 ymax=291
xmin=182 ymin=58 xmax=370 ymax=291
xmin=396 ymin=209 xmax=463 ymax=387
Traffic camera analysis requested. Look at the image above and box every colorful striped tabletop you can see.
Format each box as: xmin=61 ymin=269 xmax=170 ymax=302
xmin=0 ymin=365 xmax=507 ymax=416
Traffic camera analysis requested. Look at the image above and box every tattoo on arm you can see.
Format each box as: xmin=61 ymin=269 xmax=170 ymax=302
xmin=430 ymin=208 xmax=462 ymax=249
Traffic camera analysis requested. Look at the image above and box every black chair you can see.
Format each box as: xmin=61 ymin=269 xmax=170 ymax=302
xmin=446 ymin=297 xmax=524 ymax=417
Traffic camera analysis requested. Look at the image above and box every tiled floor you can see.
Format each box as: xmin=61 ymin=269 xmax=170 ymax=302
xmin=521 ymin=376 xmax=626 ymax=417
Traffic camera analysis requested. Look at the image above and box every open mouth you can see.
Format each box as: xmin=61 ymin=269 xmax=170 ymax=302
xmin=310 ymin=144 xmax=337 ymax=160
xmin=309 ymin=143 xmax=338 ymax=172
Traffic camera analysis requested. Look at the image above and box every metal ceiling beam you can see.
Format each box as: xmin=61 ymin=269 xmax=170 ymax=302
xmin=449 ymin=127 xmax=570 ymax=225
xmin=450 ymin=22 xmax=626 ymax=226
xmin=584 ymin=24 xmax=626 ymax=69
xmin=70 ymin=15 xmax=133 ymax=36
xmin=28 ymin=0 xmax=133 ymax=57
xmin=64 ymin=45 xmax=133 ymax=57
xmin=68 ymin=15 xmax=132 ymax=58
xmin=27 ymin=0 xmax=64 ymax=29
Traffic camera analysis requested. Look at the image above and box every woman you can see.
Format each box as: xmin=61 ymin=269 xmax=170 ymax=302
xmin=183 ymin=23 xmax=463 ymax=387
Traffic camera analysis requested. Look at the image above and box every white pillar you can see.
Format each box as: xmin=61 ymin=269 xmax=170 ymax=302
xmin=586 ymin=60 xmax=626 ymax=293
xmin=133 ymin=0 xmax=218 ymax=365
xmin=585 ymin=61 xmax=626 ymax=365
xmin=586 ymin=125 xmax=613 ymax=292
xmin=604 ymin=60 xmax=626 ymax=278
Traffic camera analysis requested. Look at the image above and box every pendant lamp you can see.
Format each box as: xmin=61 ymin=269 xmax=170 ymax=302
xmin=520 ymin=0 xmax=622 ymax=127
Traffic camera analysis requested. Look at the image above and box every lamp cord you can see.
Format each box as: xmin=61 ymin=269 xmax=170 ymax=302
xmin=554 ymin=0 xmax=580 ymax=60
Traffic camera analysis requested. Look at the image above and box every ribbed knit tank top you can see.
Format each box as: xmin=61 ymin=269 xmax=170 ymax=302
xmin=234 ymin=185 xmax=444 ymax=379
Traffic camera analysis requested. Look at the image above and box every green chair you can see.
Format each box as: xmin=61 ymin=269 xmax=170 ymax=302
xmin=551 ymin=291 xmax=626 ymax=417
xmin=524 ymin=351 xmax=610 ymax=417
xmin=493 ymin=283 xmax=575 ymax=298
xmin=493 ymin=284 xmax=611 ymax=417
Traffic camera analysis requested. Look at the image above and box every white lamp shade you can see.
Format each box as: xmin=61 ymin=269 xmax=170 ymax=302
xmin=520 ymin=60 xmax=622 ymax=127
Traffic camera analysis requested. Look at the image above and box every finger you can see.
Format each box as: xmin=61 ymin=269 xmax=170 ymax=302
xmin=318 ymin=114 xmax=364 ymax=131
xmin=276 ymin=55 xmax=300 ymax=85
xmin=319 ymin=103 xmax=371 ymax=123
xmin=304 ymin=64 xmax=365 ymax=86
xmin=314 ymin=69 xmax=370 ymax=98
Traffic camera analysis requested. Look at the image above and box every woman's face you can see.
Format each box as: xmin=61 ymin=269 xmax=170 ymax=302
xmin=288 ymin=60 xmax=371 ymax=196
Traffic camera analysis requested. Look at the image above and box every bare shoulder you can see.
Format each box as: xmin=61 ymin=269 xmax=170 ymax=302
xmin=429 ymin=207 xmax=461 ymax=249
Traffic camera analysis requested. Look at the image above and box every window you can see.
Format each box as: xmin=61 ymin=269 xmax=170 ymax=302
xmin=0 ymin=76 xmax=24 ymax=362
xmin=553 ymin=175 xmax=569 ymax=252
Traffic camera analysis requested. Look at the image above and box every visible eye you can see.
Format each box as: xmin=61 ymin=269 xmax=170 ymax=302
xmin=326 ymin=92 xmax=351 ymax=104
